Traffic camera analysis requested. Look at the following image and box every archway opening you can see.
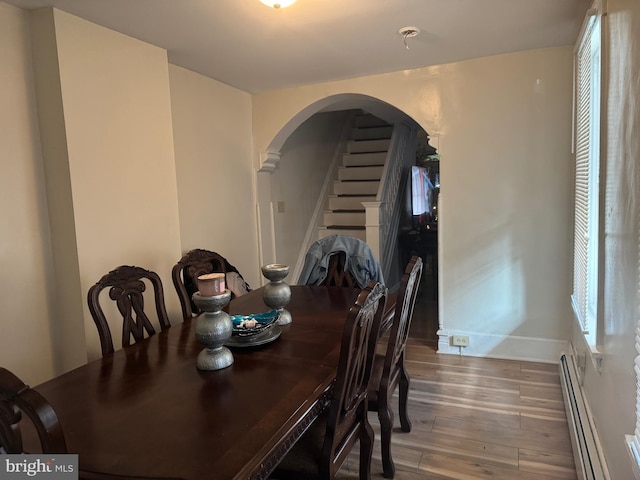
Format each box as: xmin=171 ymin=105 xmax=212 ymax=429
xmin=257 ymin=94 xmax=439 ymax=345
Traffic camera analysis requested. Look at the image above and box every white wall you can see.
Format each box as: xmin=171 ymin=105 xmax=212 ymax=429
xmin=253 ymin=47 xmax=575 ymax=362
xmin=168 ymin=65 xmax=259 ymax=288
xmin=570 ymin=0 xmax=640 ymax=478
xmin=0 ymin=3 xmax=57 ymax=385
xmin=271 ymin=110 xmax=351 ymax=272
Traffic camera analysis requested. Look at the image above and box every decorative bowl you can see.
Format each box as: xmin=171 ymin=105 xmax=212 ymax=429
xmin=230 ymin=309 xmax=280 ymax=337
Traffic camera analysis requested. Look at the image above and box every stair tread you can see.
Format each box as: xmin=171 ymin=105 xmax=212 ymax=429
xmin=339 ymin=165 xmax=383 ymax=168
xmin=344 ymin=152 xmax=387 ymax=155
xmin=336 ymin=178 xmax=379 ymax=181
xmin=330 ymin=194 xmax=376 ymax=197
xmin=351 ymin=138 xmax=389 ymax=142
xmin=324 ymin=225 xmax=366 ymax=230
xmin=348 ymin=152 xmax=387 ymax=155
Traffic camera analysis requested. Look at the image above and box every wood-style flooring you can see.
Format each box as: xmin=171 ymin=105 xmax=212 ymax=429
xmin=337 ymin=278 xmax=578 ymax=479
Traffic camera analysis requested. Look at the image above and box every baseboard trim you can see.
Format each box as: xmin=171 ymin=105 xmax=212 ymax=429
xmin=560 ymin=353 xmax=610 ymax=480
xmin=437 ymin=330 xmax=569 ymax=364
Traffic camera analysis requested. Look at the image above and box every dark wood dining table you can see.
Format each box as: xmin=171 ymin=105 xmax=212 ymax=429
xmin=34 ymin=285 xmax=389 ymax=480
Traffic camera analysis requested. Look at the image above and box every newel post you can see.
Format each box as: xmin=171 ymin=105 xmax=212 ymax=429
xmin=362 ymin=201 xmax=383 ymax=261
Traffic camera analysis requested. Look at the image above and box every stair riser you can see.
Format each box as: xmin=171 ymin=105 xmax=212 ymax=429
xmin=333 ymin=181 xmax=379 ymax=195
xmin=323 ymin=212 xmax=366 ymax=226
xmin=347 ymin=139 xmax=391 ymax=154
xmin=342 ymin=152 xmax=387 ymax=167
xmin=338 ymin=166 xmax=384 ymax=181
xmin=328 ymin=196 xmax=374 ymax=210
xmin=351 ymin=126 xmax=393 ymax=141
xmin=354 ymin=115 xmax=390 ymax=128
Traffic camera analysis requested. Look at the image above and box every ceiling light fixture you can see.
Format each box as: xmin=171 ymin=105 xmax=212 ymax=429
xmin=259 ymin=0 xmax=297 ymax=8
xmin=398 ymin=26 xmax=420 ymax=50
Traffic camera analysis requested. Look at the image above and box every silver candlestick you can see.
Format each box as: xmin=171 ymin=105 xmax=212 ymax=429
xmin=261 ymin=264 xmax=292 ymax=325
xmin=192 ymin=290 xmax=234 ymax=370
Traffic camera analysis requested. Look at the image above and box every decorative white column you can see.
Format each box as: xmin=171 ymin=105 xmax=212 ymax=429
xmin=362 ymin=201 xmax=383 ymax=260
xmin=256 ymin=152 xmax=281 ymax=281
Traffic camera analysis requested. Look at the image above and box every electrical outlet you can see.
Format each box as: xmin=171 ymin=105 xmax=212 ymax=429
xmin=277 ymin=201 xmax=285 ymax=213
xmin=452 ymin=335 xmax=469 ymax=347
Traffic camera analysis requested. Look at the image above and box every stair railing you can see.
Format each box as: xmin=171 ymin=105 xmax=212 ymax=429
xmin=364 ymin=121 xmax=417 ymax=287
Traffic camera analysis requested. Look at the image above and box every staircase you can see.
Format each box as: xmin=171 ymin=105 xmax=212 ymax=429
xmin=318 ymin=114 xmax=393 ymax=241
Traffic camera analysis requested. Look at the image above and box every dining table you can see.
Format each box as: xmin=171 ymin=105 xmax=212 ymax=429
xmin=33 ymin=285 xmax=394 ymax=480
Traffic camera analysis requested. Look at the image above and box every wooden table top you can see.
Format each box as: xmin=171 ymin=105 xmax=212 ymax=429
xmin=34 ymin=286 xmax=362 ymax=480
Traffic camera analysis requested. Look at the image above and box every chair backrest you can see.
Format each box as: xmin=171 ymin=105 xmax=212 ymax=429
xmin=299 ymin=234 xmax=384 ymax=288
xmin=172 ymin=249 xmax=228 ymax=319
xmin=172 ymin=249 xmax=252 ymax=320
xmin=382 ymin=256 xmax=423 ymax=391
xmin=0 ymin=367 xmax=67 ymax=454
xmin=320 ymin=252 xmax=356 ymax=288
xmin=87 ymin=265 xmax=172 ymax=357
xmin=320 ymin=281 xmax=387 ymax=478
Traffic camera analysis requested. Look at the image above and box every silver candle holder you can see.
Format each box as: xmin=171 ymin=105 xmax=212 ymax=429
xmin=192 ymin=290 xmax=233 ymax=370
xmin=261 ymin=264 xmax=292 ymax=325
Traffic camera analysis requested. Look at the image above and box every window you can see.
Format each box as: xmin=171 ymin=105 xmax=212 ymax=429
xmin=571 ymin=9 xmax=602 ymax=348
xmin=628 ymin=321 xmax=640 ymax=478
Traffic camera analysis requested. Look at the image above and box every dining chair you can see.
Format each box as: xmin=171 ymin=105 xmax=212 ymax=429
xmin=298 ymin=234 xmax=384 ymax=288
xmin=87 ymin=265 xmax=172 ymax=357
xmin=271 ymin=281 xmax=387 ymax=480
xmin=368 ymin=255 xmax=423 ymax=478
xmin=0 ymin=366 xmax=67 ymax=454
xmin=172 ymin=248 xmax=251 ymax=320
xmin=320 ymin=251 xmax=356 ymax=287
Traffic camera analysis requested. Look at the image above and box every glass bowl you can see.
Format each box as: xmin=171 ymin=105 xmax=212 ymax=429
xmin=230 ymin=309 xmax=280 ymax=337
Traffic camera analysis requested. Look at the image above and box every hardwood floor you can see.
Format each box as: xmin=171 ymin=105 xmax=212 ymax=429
xmin=337 ymin=279 xmax=578 ymax=479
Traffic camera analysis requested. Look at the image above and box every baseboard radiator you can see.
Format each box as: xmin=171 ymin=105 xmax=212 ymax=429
xmin=560 ymin=354 xmax=607 ymax=480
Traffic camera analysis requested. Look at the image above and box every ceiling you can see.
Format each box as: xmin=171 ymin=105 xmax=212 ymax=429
xmin=5 ymin=0 xmax=589 ymax=94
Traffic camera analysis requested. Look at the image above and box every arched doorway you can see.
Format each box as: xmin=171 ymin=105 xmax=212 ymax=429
xmin=256 ymin=94 xmax=440 ymax=344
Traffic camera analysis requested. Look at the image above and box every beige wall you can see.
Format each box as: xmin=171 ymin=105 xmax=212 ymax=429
xmin=168 ymin=65 xmax=259 ymax=287
xmin=30 ymin=8 xmax=183 ymax=362
xmin=0 ymin=5 xmax=260 ymax=379
xmin=3 ymin=2 xmax=640 ymax=475
xmin=253 ymin=46 xmax=575 ymax=362
xmin=0 ymin=3 xmax=56 ymax=385
xmin=0 ymin=3 xmax=575 ymax=371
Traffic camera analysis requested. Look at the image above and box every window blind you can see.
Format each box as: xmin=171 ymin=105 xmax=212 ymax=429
xmin=628 ymin=325 xmax=640 ymax=478
xmin=571 ymin=13 xmax=599 ymax=336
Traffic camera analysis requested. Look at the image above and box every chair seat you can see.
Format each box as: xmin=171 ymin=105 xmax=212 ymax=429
xmin=271 ymin=411 xmax=328 ymax=480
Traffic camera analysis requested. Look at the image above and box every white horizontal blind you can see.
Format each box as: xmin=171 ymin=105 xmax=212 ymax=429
xmin=571 ymin=12 xmax=599 ymax=338
xmin=630 ymin=114 xmax=640 ymax=478
xmin=635 ymin=333 xmax=640 ymax=449
xmin=630 ymin=325 xmax=640 ymax=478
